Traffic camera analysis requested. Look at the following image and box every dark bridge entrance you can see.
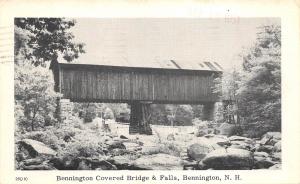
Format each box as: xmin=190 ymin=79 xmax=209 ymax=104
xmin=51 ymin=58 xmax=222 ymax=134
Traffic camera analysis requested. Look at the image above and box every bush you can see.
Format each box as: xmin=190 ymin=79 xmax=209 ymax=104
xmin=18 ymin=117 xmax=88 ymax=151
xmin=151 ymin=105 xmax=194 ymax=126
xmin=142 ymin=142 xmax=182 ymax=157
xmin=60 ymin=141 xmax=104 ymax=158
xmin=152 ymin=129 xmax=182 ymax=157
xmin=104 ymin=108 xmax=114 ymax=119
xmin=70 ymin=117 xmax=85 ymax=130
xmin=150 ymin=104 xmax=167 ymax=125
xmin=242 ymin=122 xmax=270 ymax=138
xmin=58 ymin=129 xmax=105 ymax=158
xmin=158 ymin=142 xmax=182 ymax=157
xmin=173 ymin=105 xmax=194 ymax=126
xmin=53 ymin=126 xmax=80 ymax=140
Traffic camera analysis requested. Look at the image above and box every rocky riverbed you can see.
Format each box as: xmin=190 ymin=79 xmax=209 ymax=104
xmin=15 ymin=123 xmax=281 ymax=170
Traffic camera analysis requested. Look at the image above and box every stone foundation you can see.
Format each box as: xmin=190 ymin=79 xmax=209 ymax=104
xmin=59 ymin=99 xmax=73 ymax=122
xmin=202 ymin=102 xmax=217 ymax=121
xmin=129 ymin=102 xmax=152 ymax=135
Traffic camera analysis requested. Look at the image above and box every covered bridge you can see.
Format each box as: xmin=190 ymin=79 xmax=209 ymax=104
xmin=50 ymin=57 xmax=223 ymax=134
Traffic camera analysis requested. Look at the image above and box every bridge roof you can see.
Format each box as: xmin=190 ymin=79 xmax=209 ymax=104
xmin=56 ymin=55 xmax=223 ymax=72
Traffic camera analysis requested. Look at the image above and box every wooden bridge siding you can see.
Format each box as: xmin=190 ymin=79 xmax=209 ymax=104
xmin=60 ymin=68 xmax=218 ymax=103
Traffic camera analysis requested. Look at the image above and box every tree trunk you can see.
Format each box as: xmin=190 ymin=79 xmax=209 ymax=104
xmin=31 ymin=120 xmax=34 ymax=131
xmin=129 ymin=102 xmax=152 ymax=135
xmin=31 ymin=110 xmax=37 ymax=131
xmin=55 ymin=97 xmax=63 ymax=128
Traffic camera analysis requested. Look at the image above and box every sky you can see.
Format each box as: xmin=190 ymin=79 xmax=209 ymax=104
xmin=70 ymin=18 xmax=280 ymax=71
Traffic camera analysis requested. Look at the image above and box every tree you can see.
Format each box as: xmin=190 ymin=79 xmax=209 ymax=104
xmin=238 ymin=25 xmax=281 ymax=136
xmin=213 ymin=70 xmax=241 ymax=124
xmin=165 ymin=105 xmax=194 ymax=126
xmin=106 ymin=103 xmax=130 ymax=119
xmin=150 ymin=104 xmax=168 ymax=125
xmin=14 ymin=18 xmax=85 ymax=67
xmin=14 ymin=18 xmax=84 ymax=132
xmin=73 ymin=103 xmax=104 ymax=122
xmin=104 ymin=107 xmax=114 ymax=119
xmin=191 ymin=105 xmax=203 ymax=119
xmin=15 ymin=63 xmax=62 ymax=131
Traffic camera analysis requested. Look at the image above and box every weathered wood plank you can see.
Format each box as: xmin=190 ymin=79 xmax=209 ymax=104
xmin=59 ymin=66 xmax=219 ymax=103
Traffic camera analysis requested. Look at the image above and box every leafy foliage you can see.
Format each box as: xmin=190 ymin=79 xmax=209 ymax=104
xmin=15 ymin=63 xmax=62 ymax=131
xmin=167 ymin=105 xmax=194 ymax=126
xmin=73 ymin=103 xmax=129 ymax=123
xmin=150 ymin=104 xmax=196 ymax=126
xmin=15 ymin=18 xmax=85 ymax=67
xmin=106 ymin=103 xmax=130 ymax=120
xmin=150 ymin=104 xmax=168 ymax=125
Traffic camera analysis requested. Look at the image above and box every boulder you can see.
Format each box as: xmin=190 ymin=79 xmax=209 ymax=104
xmin=74 ymin=157 xmax=117 ymax=170
xmin=254 ymin=152 xmax=269 ymax=158
xmin=204 ymin=134 xmax=215 ymax=138
xmin=194 ymin=121 xmax=209 ymax=137
xmin=141 ymin=145 xmax=161 ymax=155
xmin=19 ymin=139 xmax=57 ymax=157
xmin=15 ymin=152 xmax=26 ymax=162
xmin=192 ymin=137 xmax=221 ymax=149
xmin=271 ymin=152 xmax=281 ymax=162
xmin=255 ymin=160 xmax=275 ymax=169
xmin=110 ymin=148 xmax=130 ymax=156
xmin=195 ymin=130 xmax=207 ymax=137
xmin=229 ymin=136 xmax=254 ymax=144
xmin=208 ymin=137 xmax=231 ymax=147
xmin=62 ymin=157 xmax=80 ymax=170
xmin=49 ymin=157 xmax=66 ymax=170
xmin=200 ymin=148 xmax=254 ymax=170
xmin=230 ymin=141 xmax=252 ymax=150
xmin=22 ymin=163 xmax=55 ymax=170
xmin=254 ymin=156 xmax=275 ymax=169
xmin=106 ymin=140 xmax=126 ymax=151
xmin=77 ymin=159 xmax=92 ymax=170
xmin=49 ymin=156 xmax=81 ymax=170
xmin=182 ymin=160 xmax=198 ymax=170
xmin=111 ymin=155 xmax=132 ymax=165
xmin=90 ymin=160 xmax=117 ymax=170
xmin=112 ymin=137 xmax=122 ymax=141
xmin=102 ymin=135 xmax=113 ymax=142
xmin=187 ymin=143 xmax=215 ymax=161
xmin=256 ymin=145 xmax=274 ymax=153
xmin=263 ymin=132 xmax=281 ymax=140
xmin=211 ymin=135 xmax=229 ymax=139
xmin=22 ymin=158 xmax=44 ymax=166
xmin=133 ymin=153 xmax=183 ymax=170
xmin=120 ymin=135 xmax=128 ymax=139
xmin=268 ymin=163 xmax=281 ymax=170
xmin=273 ymin=141 xmax=281 ymax=152
xmin=218 ymin=123 xmax=237 ymax=136
xmin=110 ymin=155 xmax=139 ymax=170
xmin=167 ymin=134 xmax=175 ymax=141
xmin=260 ymin=132 xmax=281 ymax=145
xmin=193 ymin=120 xmax=209 ymax=128
xmin=123 ymin=142 xmax=141 ymax=152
